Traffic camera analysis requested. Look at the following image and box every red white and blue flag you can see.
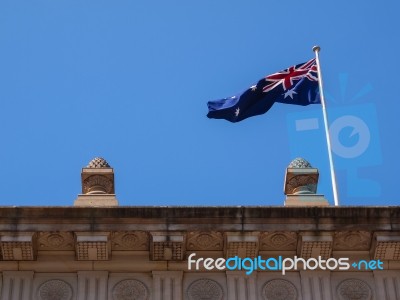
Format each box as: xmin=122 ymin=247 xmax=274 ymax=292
xmin=207 ymin=59 xmax=320 ymax=122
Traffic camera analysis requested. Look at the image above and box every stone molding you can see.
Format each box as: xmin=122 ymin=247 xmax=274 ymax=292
xmin=0 ymin=271 xmax=400 ymax=299
xmin=75 ymin=232 xmax=110 ymax=261
xmin=225 ymin=232 xmax=260 ymax=259
xmin=150 ymin=232 xmax=185 ymax=261
xmin=298 ymin=233 xmax=333 ymax=259
xmin=0 ymin=229 xmax=399 ymax=264
xmin=0 ymin=232 xmax=37 ymax=260
xmin=372 ymin=233 xmax=400 ymax=260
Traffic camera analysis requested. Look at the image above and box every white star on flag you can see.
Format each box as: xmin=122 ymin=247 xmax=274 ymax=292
xmin=235 ymin=107 xmax=240 ymax=116
xmin=283 ymin=89 xmax=297 ymax=99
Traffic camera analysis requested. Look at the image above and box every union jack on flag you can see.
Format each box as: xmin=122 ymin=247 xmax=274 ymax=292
xmin=263 ymin=59 xmax=318 ymax=93
xmin=207 ymin=58 xmax=320 ymax=123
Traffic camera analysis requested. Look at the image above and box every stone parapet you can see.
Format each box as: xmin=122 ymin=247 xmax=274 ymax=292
xmin=0 ymin=206 xmax=398 ymax=299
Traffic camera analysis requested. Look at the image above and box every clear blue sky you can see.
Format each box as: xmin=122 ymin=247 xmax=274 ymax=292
xmin=0 ymin=1 xmax=398 ymax=206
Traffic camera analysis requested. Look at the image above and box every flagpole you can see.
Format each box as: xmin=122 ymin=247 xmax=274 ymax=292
xmin=312 ymin=45 xmax=340 ymax=206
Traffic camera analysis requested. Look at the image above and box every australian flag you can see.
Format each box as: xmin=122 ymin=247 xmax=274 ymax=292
xmin=207 ymin=58 xmax=320 ymax=122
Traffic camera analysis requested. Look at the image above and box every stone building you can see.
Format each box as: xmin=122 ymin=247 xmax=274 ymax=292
xmin=0 ymin=157 xmax=399 ymax=300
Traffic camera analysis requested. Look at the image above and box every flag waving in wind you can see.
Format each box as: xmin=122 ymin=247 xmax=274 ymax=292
xmin=207 ymin=58 xmax=320 ymax=122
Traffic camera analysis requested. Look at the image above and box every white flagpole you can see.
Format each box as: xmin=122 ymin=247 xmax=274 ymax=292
xmin=312 ymin=45 xmax=340 ymax=206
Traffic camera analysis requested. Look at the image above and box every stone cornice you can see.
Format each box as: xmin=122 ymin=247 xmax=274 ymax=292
xmin=0 ymin=206 xmax=398 ymax=225
xmin=0 ymin=206 xmax=399 ymax=217
xmin=0 ymin=206 xmax=399 ymax=266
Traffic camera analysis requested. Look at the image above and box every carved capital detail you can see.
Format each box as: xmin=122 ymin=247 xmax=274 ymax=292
xmin=187 ymin=231 xmax=223 ymax=251
xmin=38 ymin=232 xmax=75 ymax=251
xmin=333 ymin=231 xmax=371 ymax=251
xmin=260 ymin=231 xmax=297 ymax=251
xmin=112 ymin=231 xmax=149 ymax=251
xmin=82 ymin=175 xmax=114 ymax=194
xmin=286 ymin=175 xmax=318 ymax=195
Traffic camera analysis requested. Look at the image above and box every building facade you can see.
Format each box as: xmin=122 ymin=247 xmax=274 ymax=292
xmin=0 ymin=158 xmax=399 ymax=300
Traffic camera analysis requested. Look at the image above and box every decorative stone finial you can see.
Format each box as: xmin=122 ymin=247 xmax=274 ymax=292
xmin=284 ymin=158 xmax=329 ymax=207
xmin=74 ymin=157 xmax=118 ymax=207
xmin=87 ymin=157 xmax=111 ymax=169
xmin=82 ymin=157 xmax=114 ymax=195
xmin=285 ymin=158 xmax=317 ymax=195
xmin=288 ymin=157 xmax=312 ymax=169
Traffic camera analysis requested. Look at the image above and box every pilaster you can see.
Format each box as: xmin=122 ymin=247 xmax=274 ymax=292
xmin=152 ymin=271 xmax=183 ymax=300
xmin=0 ymin=271 xmax=34 ymax=300
xmin=300 ymin=271 xmax=332 ymax=300
xmin=373 ymin=270 xmax=400 ymax=300
xmin=77 ymin=271 xmax=108 ymax=300
xmin=226 ymin=271 xmax=257 ymax=300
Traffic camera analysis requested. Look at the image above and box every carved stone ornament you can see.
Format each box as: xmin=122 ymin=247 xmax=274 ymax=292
xmin=288 ymin=158 xmax=312 ymax=168
xmin=333 ymin=231 xmax=371 ymax=251
xmin=374 ymin=241 xmax=400 ymax=260
xmin=187 ymin=279 xmax=223 ymax=300
xmin=0 ymin=233 xmax=37 ymax=260
xmin=152 ymin=241 xmax=184 ymax=260
xmin=112 ymin=279 xmax=149 ymax=300
xmin=300 ymin=240 xmax=332 ymax=259
xmin=337 ymin=279 xmax=372 ymax=300
xmin=286 ymin=175 xmax=318 ymax=195
xmin=112 ymin=231 xmax=149 ymax=250
xmin=77 ymin=242 xmax=108 ymax=260
xmin=260 ymin=232 xmax=297 ymax=251
xmin=38 ymin=232 xmax=75 ymax=250
xmin=226 ymin=241 xmax=258 ymax=258
xmin=262 ymin=279 xmax=298 ymax=300
xmin=82 ymin=175 xmax=114 ymax=194
xmin=38 ymin=279 xmax=73 ymax=300
xmin=187 ymin=231 xmax=223 ymax=251
xmin=87 ymin=157 xmax=111 ymax=168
